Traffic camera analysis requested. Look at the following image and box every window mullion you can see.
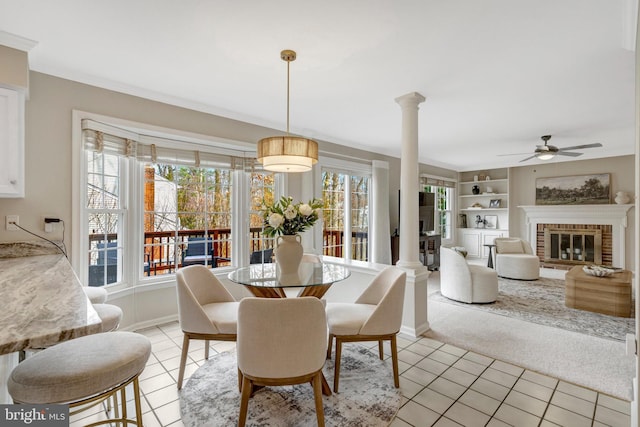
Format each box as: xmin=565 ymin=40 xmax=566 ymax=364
xmin=232 ymin=170 xmax=249 ymax=266
xmin=344 ymin=175 xmax=352 ymax=260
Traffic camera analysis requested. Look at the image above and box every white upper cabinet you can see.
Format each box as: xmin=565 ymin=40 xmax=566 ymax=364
xmin=0 ymin=87 xmax=24 ymax=197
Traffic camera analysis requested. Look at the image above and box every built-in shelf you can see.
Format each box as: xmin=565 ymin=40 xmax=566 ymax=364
xmin=460 ymin=193 xmax=508 ymax=198
xmin=460 ymin=208 xmax=508 ymax=212
xmin=457 ymin=167 xmax=510 ymax=239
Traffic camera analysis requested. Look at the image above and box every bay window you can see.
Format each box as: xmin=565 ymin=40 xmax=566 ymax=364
xmin=75 ymin=114 xmax=274 ymax=288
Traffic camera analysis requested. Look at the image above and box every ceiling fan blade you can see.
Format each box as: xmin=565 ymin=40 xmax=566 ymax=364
xmin=557 ymin=143 xmax=603 ymax=151
xmin=497 ymin=152 xmax=530 ymax=157
xmin=556 ymin=151 xmax=583 ymax=157
xmin=519 ymin=155 xmax=537 ymax=162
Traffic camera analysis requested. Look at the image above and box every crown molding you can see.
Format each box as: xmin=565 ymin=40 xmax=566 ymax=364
xmin=0 ymin=31 xmax=38 ymax=52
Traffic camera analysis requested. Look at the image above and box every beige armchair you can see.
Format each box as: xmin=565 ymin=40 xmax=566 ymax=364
xmin=494 ymin=237 xmax=540 ymax=280
xmin=440 ymin=246 xmax=498 ymax=303
xmin=237 ymin=297 xmax=327 ymax=427
xmin=325 ymin=266 xmax=406 ymax=393
xmin=176 ymin=265 xmax=239 ymax=390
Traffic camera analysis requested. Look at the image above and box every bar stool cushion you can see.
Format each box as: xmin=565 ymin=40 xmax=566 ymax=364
xmin=83 ymin=286 xmax=108 ymax=304
xmin=93 ymin=303 xmax=123 ymax=332
xmin=8 ymin=331 xmax=151 ymax=404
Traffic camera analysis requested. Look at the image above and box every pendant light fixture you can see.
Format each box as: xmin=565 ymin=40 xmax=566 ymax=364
xmin=257 ymin=50 xmax=318 ymax=173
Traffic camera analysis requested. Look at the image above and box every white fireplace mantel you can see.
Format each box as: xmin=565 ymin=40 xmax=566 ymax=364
xmin=519 ymin=204 xmax=634 ymax=268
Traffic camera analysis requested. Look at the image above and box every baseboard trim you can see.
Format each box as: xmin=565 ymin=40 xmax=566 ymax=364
xmin=120 ymin=314 xmax=179 ymax=332
xmin=400 ymin=321 xmax=430 ymax=338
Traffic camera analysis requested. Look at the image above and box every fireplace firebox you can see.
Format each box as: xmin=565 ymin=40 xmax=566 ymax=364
xmin=543 ymin=228 xmax=602 ymax=265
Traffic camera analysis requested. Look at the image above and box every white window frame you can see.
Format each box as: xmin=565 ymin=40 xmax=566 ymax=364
xmin=420 ymin=173 xmax=456 ymax=246
xmin=72 ymin=110 xmax=268 ymax=290
xmin=317 ymin=156 xmax=372 ymax=262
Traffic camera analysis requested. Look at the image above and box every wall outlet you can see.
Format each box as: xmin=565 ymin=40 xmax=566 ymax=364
xmin=5 ymin=215 xmax=19 ymax=231
xmin=43 ymin=215 xmax=59 ymax=233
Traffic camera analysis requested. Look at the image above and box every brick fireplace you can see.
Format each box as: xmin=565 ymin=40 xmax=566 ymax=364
xmin=537 ymin=223 xmax=611 ymax=267
xmin=520 ymin=205 xmax=632 ymax=269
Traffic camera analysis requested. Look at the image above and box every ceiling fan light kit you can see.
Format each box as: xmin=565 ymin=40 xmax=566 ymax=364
xmin=257 ymin=49 xmax=318 ymax=173
xmin=534 ymin=135 xmax=556 ymax=160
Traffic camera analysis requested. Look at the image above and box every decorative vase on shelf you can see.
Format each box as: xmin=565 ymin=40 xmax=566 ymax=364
xmin=275 ymin=234 xmax=303 ymax=285
xmin=614 ymin=191 xmax=630 ymax=204
xmin=472 ymin=185 xmax=480 ymax=195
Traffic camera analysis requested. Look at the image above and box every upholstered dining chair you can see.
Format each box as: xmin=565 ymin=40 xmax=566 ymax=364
xmin=325 ymin=266 xmax=406 ymax=393
xmin=176 ymin=264 xmax=239 ymax=390
xmin=237 ymin=297 xmax=327 ymax=427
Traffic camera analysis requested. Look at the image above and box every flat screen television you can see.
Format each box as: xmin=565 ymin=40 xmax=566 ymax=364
xmin=398 ymin=191 xmax=435 ymax=235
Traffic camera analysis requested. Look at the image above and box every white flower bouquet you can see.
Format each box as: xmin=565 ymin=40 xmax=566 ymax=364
xmin=262 ymin=196 xmax=323 ymax=237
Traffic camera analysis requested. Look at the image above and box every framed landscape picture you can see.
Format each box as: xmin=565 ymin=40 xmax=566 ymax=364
xmin=535 ymin=173 xmax=610 ymax=205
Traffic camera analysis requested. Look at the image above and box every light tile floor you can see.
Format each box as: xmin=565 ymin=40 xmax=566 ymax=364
xmin=69 ymin=320 xmax=630 ymax=427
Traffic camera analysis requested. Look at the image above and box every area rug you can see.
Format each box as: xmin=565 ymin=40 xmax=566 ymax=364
xmin=430 ymin=276 xmax=635 ymax=341
xmin=180 ymin=345 xmax=401 ymax=426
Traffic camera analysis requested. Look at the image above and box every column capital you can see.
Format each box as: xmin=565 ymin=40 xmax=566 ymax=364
xmin=395 ymin=92 xmax=426 ymax=108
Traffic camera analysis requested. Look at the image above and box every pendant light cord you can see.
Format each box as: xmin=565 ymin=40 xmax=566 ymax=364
xmin=286 ymin=59 xmax=290 ymax=135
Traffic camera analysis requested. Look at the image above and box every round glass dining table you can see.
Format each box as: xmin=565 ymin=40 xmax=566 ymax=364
xmin=228 ymin=261 xmax=350 ymax=298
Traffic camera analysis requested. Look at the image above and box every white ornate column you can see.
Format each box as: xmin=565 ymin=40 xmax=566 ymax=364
xmin=396 ymin=92 xmax=425 ymax=269
xmin=395 ymin=92 xmax=429 ymax=337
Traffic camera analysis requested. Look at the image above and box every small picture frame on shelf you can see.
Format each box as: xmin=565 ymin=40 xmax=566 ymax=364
xmin=489 ymin=199 xmax=501 ymax=208
xmin=484 ymin=215 xmax=498 ymax=229
xmin=458 ymin=213 xmax=468 ymax=228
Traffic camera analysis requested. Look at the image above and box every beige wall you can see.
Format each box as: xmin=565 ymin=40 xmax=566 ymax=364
xmin=0 ymin=45 xmax=29 ymax=90
xmin=509 ymin=155 xmax=636 ymax=268
xmin=0 ymin=71 xmax=452 ymax=256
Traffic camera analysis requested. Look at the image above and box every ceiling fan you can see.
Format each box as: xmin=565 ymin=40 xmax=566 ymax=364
xmin=501 ymin=135 xmax=603 ymax=162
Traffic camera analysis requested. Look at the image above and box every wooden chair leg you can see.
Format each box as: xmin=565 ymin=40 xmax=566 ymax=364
xmin=313 ymin=372 xmax=325 ymax=427
xmin=177 ymin=334 xmax=190 ymax=390
xmin=326 ymin=334 xmax=333 ymax=359
xmin=378 ymin=339 xmax=384 ymax=359
xmin=333 ymin=338 xmax=342 ymax=393
xmin=238 ymin=376 xmax=253 ymax=427
xmin=237 ymin=368 xmax=243 ymax=392
xmin=390 ymin=334 xmax=400 ymax=388
xmin=204 ymin=339 xmax=210 ymax=360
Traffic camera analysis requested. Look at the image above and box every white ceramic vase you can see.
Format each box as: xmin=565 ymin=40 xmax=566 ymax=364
xmin=275 ymin=234 xmax=303 ymax=285
xmin=614 ymin=191 xmax=630 ymax=204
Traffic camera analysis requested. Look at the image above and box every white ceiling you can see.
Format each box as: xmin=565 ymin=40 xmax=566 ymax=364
xmin=0 ymin=0 xmax=636 ymax=171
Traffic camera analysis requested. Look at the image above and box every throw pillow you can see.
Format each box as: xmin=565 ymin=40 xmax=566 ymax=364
xmin=451 ymin=246 xmax=468 ymax=258
xmin=496 ymin=240 xmax=524 ymax=254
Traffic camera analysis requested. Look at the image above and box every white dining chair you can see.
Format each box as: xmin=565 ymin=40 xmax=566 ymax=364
xmin=237 ymin=297 xmax=327 ymax=427
xmin=325 ymin=266 xmax=406 ymax=392
xmin=176 ymin=265 xmax=239 ymax=390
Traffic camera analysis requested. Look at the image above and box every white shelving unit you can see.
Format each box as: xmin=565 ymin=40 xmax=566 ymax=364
xmin=457 ymin=168 xmax=510 ymax=258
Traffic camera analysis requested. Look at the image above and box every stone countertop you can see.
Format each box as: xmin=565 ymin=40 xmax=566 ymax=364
xmin=0 ymin=244 xmax=102 ymax=355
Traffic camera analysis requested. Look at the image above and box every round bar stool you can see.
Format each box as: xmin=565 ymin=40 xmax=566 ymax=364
xmin=93 ymin=303 xmax=123 ymax=332
xmin=8 ymin=331 xmax=151 ymax=426
xmin=83 ymin=286 xmax=108 ymax=304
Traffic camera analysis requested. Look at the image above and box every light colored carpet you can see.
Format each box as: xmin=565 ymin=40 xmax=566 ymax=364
xmin=180 ymin=344 xmax=401 ymax=426
xmin=426 ymin=272 xmax=635 ymax=401
xmin=430 ymin=276 xmax=634 ymax=341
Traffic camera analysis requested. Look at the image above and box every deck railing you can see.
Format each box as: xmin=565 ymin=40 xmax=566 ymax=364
xmin=89 ymin=228 xmax=368 ymax=277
